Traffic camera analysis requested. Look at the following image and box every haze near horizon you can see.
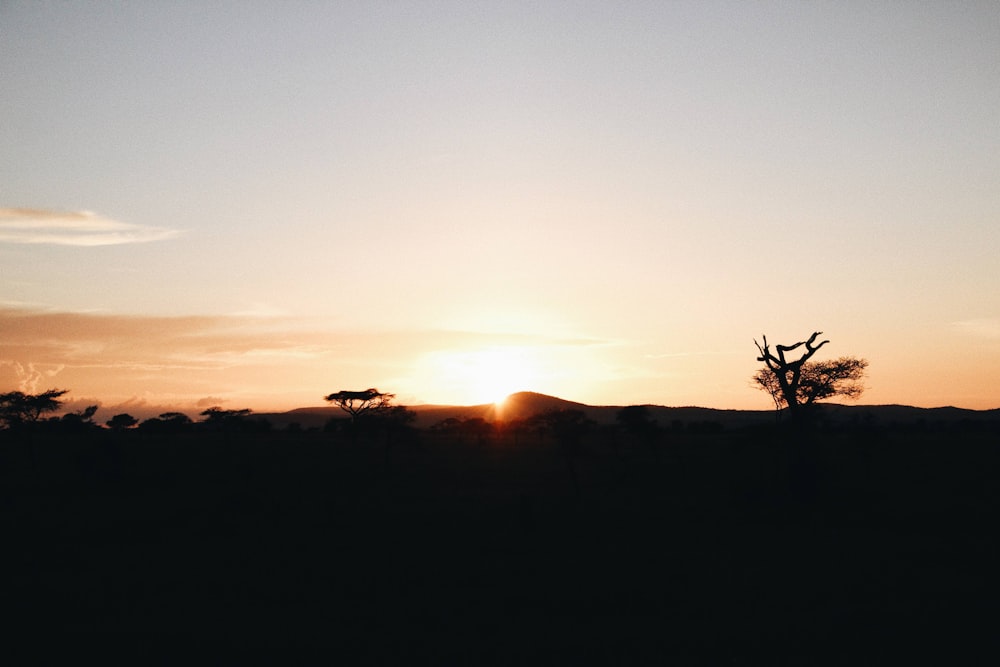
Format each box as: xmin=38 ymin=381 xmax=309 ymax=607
xmin=2 ymin=2 xmax=998 ymax=416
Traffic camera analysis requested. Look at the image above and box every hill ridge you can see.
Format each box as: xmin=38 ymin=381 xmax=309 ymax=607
xmin=260 ymin=392 xmax=1000 ymax=430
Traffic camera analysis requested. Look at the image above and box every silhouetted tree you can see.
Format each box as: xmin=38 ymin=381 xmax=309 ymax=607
xmin=200 ymin=407 xmax=251 ymax=422
xmin=754 ymin=358 xmax=868 ymax=409
xmin=106 ymin=413 xmax=138 ymax=431
xmin=159 ymin=411 xmax=192 ymax=425
xmin=0 ymin=389 xmax=68 ymax=429
xmin=324 ymin=388 xmax=394 ymax=423
xmin=199 ymin=407 xmax=269 ymax=433
xmin=59 ymin=405 xmax=99 ymax=432
xmin=754 ymin=332 xmax=867 ymax=422
xmin=139 ymin=412 xmax=193 ymax=434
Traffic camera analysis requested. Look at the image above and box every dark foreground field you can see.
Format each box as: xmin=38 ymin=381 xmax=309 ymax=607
xmin=3 ymin=425 xmax=998 ymax=664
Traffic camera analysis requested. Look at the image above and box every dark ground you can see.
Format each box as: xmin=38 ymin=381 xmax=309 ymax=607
xmin=3 ymin=424 xmax=998 ymax=665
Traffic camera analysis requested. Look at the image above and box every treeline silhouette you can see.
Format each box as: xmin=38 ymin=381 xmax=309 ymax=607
xmin=3 ymin=386 xmax=997 ymax=664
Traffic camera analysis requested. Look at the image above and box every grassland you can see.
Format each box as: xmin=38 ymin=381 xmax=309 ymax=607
xmin=3 ymin=423 xmax=997 ymax=664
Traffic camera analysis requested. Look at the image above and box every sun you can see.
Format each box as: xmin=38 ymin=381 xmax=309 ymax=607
xmin=423 ymin=346 xmax=540 ymax=406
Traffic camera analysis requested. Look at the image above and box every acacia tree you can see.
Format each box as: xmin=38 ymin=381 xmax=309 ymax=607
xmin=0 ymin=389 xmax=68 ymax=429
xmin=324 ymin=388 xmax=395 ymax=423
xmin=106 ymin=413 xmax=138 ymax=431
xmin=753 ymin=332 xmax=867 ymax=420
xmin=138 ymin=412 xmax=193 ymax=434
xmin=198 ymin=407 xmax=268 ymax=433
xmin=60 ymin=405 xmax=99 ymax=431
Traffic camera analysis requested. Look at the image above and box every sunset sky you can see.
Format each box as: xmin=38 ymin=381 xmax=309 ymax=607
xmin=2 ymin=2 xmax=998 ymax=418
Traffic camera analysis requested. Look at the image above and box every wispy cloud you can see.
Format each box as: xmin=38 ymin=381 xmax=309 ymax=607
xmin=0 ymin=307 xmax=636 ymax=413
xmin=951 ymin=317 xmax=1000 ymax=339
xmin=0 ymin=307 xmax=353 ymax=415
xmin=0 ymin=360 xmax=66 ymax=393
xmin=0 ymin=208 xmax=180 ymax=246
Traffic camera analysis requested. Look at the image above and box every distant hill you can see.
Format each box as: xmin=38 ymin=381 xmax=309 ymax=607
xmin=496 ymin=391 xmax=590 ymax=420
xmin=812 ymin=403 xmax=1000 ymax=426
xmin=259 ymin=391 xmax=999 ymax=432
xmin=496 ymin=392 xmax=774 ymax=429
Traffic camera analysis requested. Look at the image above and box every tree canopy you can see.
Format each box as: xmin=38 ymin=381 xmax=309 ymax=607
xmin=324 ymin=388 xmax=395 ymax=422
xmin=106 ymin=413 xmax=138 ymax=430
xmin=754 ymin=357 xmax=868 ymax=410
xmin=0 ymin=389 xmax=68 ymax=428
xmin=753 ymin=332 xmax=867 ymax=419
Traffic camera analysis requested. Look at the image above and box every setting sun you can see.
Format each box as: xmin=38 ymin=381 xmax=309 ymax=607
xmin=3 ymin=3 xmax=999 ymax=417
xmin=419 ymin=346 xmax=541 ymax=406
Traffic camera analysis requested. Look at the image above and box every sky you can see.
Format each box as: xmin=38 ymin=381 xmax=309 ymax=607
xmin=2 ymin=1 xmax=999 ymax=418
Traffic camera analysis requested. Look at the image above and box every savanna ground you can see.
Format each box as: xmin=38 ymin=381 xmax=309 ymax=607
xmin=3 ymin=421 xmax=998 ymax=665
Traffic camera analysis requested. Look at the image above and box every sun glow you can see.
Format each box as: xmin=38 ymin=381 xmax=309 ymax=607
xmin=420 ymin=346 xmax=541 ymax=406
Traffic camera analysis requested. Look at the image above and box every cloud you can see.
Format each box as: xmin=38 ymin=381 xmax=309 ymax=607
xmin=196 ymin=396 xmax=227 ymax=408
xmin=0 ymin=308 xmax=332 ymax=372
xmin=0 ymin=360 xmax=66 ymax=393
xmin=0 ymin=306 xmax=629 ymax=412
xmin=951 ymin=317 xmax=1000 ymax=339
xmin=0 ymin=208 xmax=180 ymax=246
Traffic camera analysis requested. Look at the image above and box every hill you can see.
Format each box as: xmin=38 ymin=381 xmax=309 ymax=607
xmin=260 ymin=392 xmax=1000 ymax=431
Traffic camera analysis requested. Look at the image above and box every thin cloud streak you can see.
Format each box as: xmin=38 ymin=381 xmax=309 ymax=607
xmin=0 ymin=360 xmax=65 ymax=394
xmin=0 ymin=307 xmax=616 ymax=413
xmin=0 ymin=208 xmax=180 ymax=246
xmin=951 ymin=317 xmax=1000 ymax=339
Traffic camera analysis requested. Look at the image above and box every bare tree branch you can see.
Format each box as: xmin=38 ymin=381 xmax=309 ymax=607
xmin=751 ymin=333 xmax=861 ymax=422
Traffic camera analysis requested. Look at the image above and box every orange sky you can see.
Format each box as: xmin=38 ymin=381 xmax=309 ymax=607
xmin=2 ymin=4 xmax=998 ymax=419
xmin=2 ymin=307 xmax=998 ymax=421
